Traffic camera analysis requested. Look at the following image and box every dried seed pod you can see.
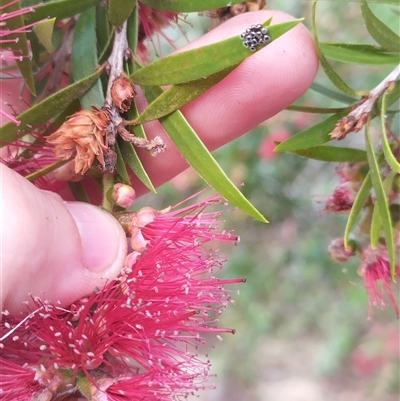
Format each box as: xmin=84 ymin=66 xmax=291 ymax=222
xmin=47 ymin=107 xmax=110 ymax=174
xmin=111 ymin=73 xmax=136 ymax=112
xmin=210 ymin=1 xmax=266 ymax=23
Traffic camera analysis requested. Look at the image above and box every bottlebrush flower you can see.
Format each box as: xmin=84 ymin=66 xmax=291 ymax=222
xmin=137 ymin=2 xmax=179 ymax=58
xmin=115 ymin=193 xmax=239 ymax=253
xmin=0 ymin=194 xmax=244 ymax=400
xmin=0 ymin=1 xmax=41 ymax=125
xmin=358 ymin=244 xmax=400 ymax=317
xmin=325 ymin=181 xmax=361 ymax=213
xmin=46 ymin=107 xmax=110 ymax=175
xmin=0 ymin=129 xmax=70 ymax=193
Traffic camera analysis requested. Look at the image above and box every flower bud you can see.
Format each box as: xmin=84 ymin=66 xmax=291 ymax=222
xmin=328 ymin=238 xmax=355 ymax=263
xmin=111 ymin=73 xmax=136 ymax=112
xmin=47 ymin=107 xmax=110 ymax=174
xmin=325 ymin=181 xmax=361 ymax=213
xmin=113 ymin=183 xmax=136 ymax=208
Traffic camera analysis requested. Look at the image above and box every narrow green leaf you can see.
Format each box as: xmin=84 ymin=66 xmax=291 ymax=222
xmin=25 ymin=160 xmax=68 ymax=182
xmin=68 ymin=181 xmax=91 ymax=203
xmin=130 ymin=18 xmax=303 ymax=86
xmin=344 ymin=174 xmax=372 ymax=248
xmin=115 ymin=139 xmax=131 ymax=185
xmin=312 ymin=2 xmax=359 ymax=96
xmin=286 ymin=145 xmax=368 ymax=162
xmin=133 ymin=66 xmax=235 ymax=124
xmin=275 ymin=111 xmax=348 ymax=153
xmin=386 ymin=80 xmax=400 ymax=106
xmin=108 ymin=0 xmax=136 ymax=27
xmin=118 ymin=139 xmax=156 ymax=192
xmin=0 ymin=68 xmax=103 ymax=145
xmin=365 ymin=122 xmax=396 ymax=279
xmin=24 ymin=0 xmax=103 ymax=24
xmin=32 ymin=18 xmax=56 ymax=53
xmin=2 ymin=0 xmax=35 ymax=94
xmin=286 ymin=104 xmax=351 ymax=113
xmin=361 ymin=0 xmax=400 ymax=51
xmin=320 ymin=42 xmax=399 ymax=65
xmin=139 ymin=0 xmax=243 ymax=12
xmin=372 ymin=171 xmax=399 ymax=248
xmin=126 ymin=3 xmax=139 ymax=53
xmin=143 ymin=86 xmax=267 ymax=222
xmin=96 ymin=3 xmax=111 ymax=56
xmin=310 ymin=82 xmax=357 ymax=104
xmin=370 ymin=203 xmax=382 ymax=248
xmin=381 ymin=88 xmax=400 ymax=173
xmin=72 ymin=7 xmax=104 ymax=108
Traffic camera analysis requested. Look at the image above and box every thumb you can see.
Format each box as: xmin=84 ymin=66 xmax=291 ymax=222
xmin=0 ymin=164 xmax=127 ymax=315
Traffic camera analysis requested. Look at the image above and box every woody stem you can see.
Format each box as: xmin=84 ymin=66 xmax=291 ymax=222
xmin=102 ymin=21 xmax=129 ymax=211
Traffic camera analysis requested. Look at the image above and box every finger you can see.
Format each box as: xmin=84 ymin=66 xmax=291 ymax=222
xmin=129 ymin=10 xmax=318 ymax=195
xmin=0 ymin=164 xmax=127 ymax=315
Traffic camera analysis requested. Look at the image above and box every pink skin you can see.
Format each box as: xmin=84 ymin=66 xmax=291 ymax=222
xmin=0 ymin=10 xmax=318 ymax=315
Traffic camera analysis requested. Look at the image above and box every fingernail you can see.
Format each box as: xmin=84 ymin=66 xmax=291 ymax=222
xmin=64 ymin=202 xmax=127 ymax=272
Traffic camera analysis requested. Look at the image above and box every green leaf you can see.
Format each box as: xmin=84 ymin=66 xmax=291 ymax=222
xmin=2 ymin=0 xmax=35 ymax=95
xmin=0 ymin=68 xmax=103 ymax=145
xmin=361 ymin=0 xmax=400 ymax=51
xmin=32 ymin=18 xmax=56 ymax=53
xmin=344 ymin=174 xmax=372 ymax=248
xmin=68 ymin=181 xmax=91 ymax=203
xmin=139 ymin=0 xmax=243 ymax=12
xmin=286 ymin=104 xmax=351 ymax=114
xmin=320 ymin=42 xmax=399 ymax=65
xmin=133 ymin=66 xmax=235 ymax=124
xmin=365 ymin=122 xmax=396 ymax=279
xmin=275 ymin=111 xmax=348 ymax=153
xmin=370 ymin=203 xmax=382 ymax=248
xmin=130 ymin=18 xmax=303 ymax=86
xmin=310 ymin=83 xmax=357 ymax=104
xmin=115 ymin=139 xmax=131 ymax=185
xmin=25 ymin=160 xmax=68 ymax=182
xmin=381 ymin=88 xmax=400 ymax=173
xmin=96 ymin=2 xmax=111 ymax=56
xmin=371 ymin=171 xmax=398 ymax=248
xmin=118 ymin=139 xmax=156 ymax=192
xmin=126 ymin=2 xmax=139 ymax=53
xmin=286 ymin=146 xmax=368 ymax=162
xmin=143 ymin=85 xmax=267 ymax=222
xmin=24 ymin=0 xmax=103 ymax=23
xmin=108 ymin=0 xmax=136 ymax=27
xmin=72 ymin=7 xmax=104 ymax=108
xmin=312 ymin=2 xmax=359 ymax=96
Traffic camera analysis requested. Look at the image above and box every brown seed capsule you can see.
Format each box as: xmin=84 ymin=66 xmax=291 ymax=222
xmin=110 ymin=73 xmax=136 ymax=112
xmin=47 ymin=107 xmax=110 ymax=174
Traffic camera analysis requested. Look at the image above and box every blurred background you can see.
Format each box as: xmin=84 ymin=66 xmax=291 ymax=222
xmin=138 ymin=1 xmax=400 ymax=400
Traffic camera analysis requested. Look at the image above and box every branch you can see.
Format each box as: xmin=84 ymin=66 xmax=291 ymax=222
xmin=331 ymin=63 xmax=400 ymax=140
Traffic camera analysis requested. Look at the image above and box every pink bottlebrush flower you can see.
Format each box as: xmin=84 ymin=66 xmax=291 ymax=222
xmin=358 ymin=244 xmax=400 ymax=317
xmin=1 ymin=1 xmax=42 ymax=125
xmin=116 ymin=192 xmax=239 ymax=253
xmin=0 ymin=194 xmax=244 ymax=400
xmin=1 ymin=129 xmax=69 ymax=193
xmin=325 ymin=181 xmax=361 ymax=213
xmin=137 ymin=2 xmax=180 ymax=59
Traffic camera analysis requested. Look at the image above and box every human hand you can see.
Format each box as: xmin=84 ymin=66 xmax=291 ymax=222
xmin=0 ymin=10 xmax=318 ymax=315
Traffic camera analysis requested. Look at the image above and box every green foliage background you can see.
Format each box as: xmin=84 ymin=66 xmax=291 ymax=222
xmin=137 ymin=2 xmax=400 ymax=400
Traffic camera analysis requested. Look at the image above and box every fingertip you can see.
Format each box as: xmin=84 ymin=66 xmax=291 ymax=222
xmin=182 ymin=10 xmax=318 ymax=149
